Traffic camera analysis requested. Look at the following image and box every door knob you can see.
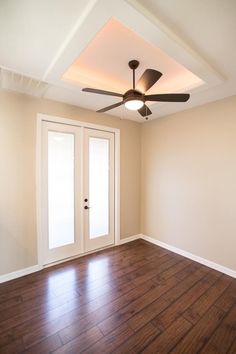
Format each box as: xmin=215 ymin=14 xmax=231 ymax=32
xmin=84 ymin=205 xmax=90 ymax=210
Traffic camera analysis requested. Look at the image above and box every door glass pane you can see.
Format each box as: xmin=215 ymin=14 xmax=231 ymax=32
xmin=89 ymin=137 xmax=109 ymax=239
xmin=48 ymin=131 xmax=74 ymax=249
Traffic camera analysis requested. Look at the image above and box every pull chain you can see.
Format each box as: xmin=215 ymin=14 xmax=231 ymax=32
xmin=145 ymin=104 xmax=148 ymax=120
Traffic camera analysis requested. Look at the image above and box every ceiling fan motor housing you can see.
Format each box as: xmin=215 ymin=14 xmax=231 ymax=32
xmin=124 ymin=89 xmax=144 ymax=104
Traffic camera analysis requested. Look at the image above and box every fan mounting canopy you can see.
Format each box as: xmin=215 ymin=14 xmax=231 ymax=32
xmin=128 ymin=60 xmax=139 ymax=70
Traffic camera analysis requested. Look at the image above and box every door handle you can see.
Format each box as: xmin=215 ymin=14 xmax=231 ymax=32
xmin=84 ymin=205 xmax=90 ymax=210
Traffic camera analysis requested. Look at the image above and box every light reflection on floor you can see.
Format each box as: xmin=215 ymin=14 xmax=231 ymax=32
xmin=44 ymin=258 xmax=110 ymax=317
xmin=86 ymin=257 xmax=109 ymax=284
xmin=46 ymin=268 xmax=77 ymax=303
xmin=84 ymin=257 xmax=111 ymax=303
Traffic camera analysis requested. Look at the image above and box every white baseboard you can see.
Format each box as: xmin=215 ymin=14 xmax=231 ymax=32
xmin=2 ymin=233 xmax=234 ymax=283
xmin=0 ymin=264 xmax=42 ymax=284
xmin=118 ymin=234 xmax=142 ymax=245
xmin=0 ymin=234 xmax=141 ymax=283
xmin=141 ymin=234 xmax=236 ymax=279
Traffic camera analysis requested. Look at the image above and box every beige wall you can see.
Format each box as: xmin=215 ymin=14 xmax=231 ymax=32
xmin=1 ymin=90 xmax=236 ymax=276
xmin=141 ymin=95 xmax=236 ymax=271
xmin=0 ymin=91 xmax=141 ymax=275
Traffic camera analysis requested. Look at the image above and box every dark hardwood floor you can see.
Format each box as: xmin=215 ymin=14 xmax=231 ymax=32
xmin=0 ymin=239 xmax=235 ymax=353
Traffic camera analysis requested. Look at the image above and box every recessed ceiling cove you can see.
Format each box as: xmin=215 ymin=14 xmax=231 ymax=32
xmin=62 ymin=18 xmax=204 ymax=96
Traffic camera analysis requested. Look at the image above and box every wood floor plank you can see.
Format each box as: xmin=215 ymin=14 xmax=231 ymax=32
xmin=183 ymin=274 xmax=232 ymax=324
xmin=169 ymin=305 xmax=226 ymax=354
xmin=174 ymin=261 xmax=201 ymax=280
xmin=0 ymin=266 xmax=140 ymax=330
xmin=127 ymin=296 xmax=169 ymax=332
xmin=56 ymin=279 xmax=157 ymax=347
xmin=0 ymin=296 xmax=22 ymax=312
xmin=0 ymin=290 xmax=80 ymax=334
xmin=0 ymin=250 xmax=159 ymax=331
xmin=0 ymin=240 xmax=235 ymax=354
xmin=124 ymin=253 xmax=178 ymax=284
xmin=98 ymin=275 xmax=180 ymax=335
xmin=163 ymin=266 xmax=211 ymax=304
xmin=141 ymin=316 xmax=192 ymax=354
xmin=151 ymin=270 xmax=221 ymax=331
xmin=82 ymin=323 xmax=134 ymax=354
xmin=214 ymin=281 xmax=236 ymax=312
xmin=155 ymin=258 xmax=192 ymax=281
xmin=131 ymin=256 xmax=183 ymax=286
xmin=199 ymin=304 xmax=236 ymax=354
xmin=0 ymin=338 xmax=25 ymax=354
xmin=23 ymin=333 xmax=62 ymax=354
xmin=112 ymin=322 xmax=160 ymax=354
xmin=21 ymin=279 xmax=151 ymax=349
xmin=54 ymin=326 xmax=103 ymax=354
xmin=0 ymin=274 xmax=137 ymax=348
xmin=227 ymin=338 xmax=236 ymax=354
xmin=0 ymin=289 xmax=80 ymax=328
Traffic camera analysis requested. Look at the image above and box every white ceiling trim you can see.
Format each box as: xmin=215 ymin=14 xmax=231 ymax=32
xmin=42 ymin=0 xmax=98 ymax=81
xmin=126 ymin=0 xmax=224 ymax=84
xmin=45 ymin=0 xmax=223 ymax=92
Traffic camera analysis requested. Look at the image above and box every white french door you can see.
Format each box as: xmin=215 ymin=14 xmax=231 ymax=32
xmin=41 ymin=121 xmax=115 ymax=265
xmin=83 ymin=129 xmax=114 ymax=252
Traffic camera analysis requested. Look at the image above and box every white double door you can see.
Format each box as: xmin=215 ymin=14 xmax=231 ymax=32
xmin=42 ymin=121 xmax=115 ymax=265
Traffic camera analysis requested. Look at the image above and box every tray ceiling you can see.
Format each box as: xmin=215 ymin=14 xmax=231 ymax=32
xmin=63 ymin=17 xmax=203 ymax=97
xmin=0 ymin=0 xmax=235 ymax=122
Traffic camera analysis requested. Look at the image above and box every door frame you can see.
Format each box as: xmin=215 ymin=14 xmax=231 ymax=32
xmin=36 ymin=113 xmax=120 ymax=267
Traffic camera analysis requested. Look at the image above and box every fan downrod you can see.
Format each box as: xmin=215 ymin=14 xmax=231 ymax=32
xmin=128 ymin=60 xmax=139 ymax=70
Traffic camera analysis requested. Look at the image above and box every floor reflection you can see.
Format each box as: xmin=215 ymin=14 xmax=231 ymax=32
xmin=79 ymin=257 xmax=109 ymax=294
xmin=44 ymin=267 xmax=82 ymax=321
xmin=87 ymin=257 xmax=109 ymax=280
xmin=44 ymin=257 xmax=110 ymax=319
xmin=46 ymin=267 xmax=77 ymax=298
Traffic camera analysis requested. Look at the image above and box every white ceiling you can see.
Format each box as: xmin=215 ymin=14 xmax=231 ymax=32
xmin=0 ymin=0 xmax=235 ymax=122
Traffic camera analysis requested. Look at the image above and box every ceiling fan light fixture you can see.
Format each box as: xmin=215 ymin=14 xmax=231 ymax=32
xmin=82 ymin=59 xmax=190 ymax=117
xmin=124 ymin=98 xmax=144 ymax=110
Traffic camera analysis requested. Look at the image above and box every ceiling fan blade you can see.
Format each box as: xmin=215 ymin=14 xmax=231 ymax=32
xmin=97 ymin=101 xmax=124 ymax=113
xmin=136 ymin=69 xmax=162 ymax=93
xmin=82 ymin=88 xmax=123 ymax=97
xmin=145 ymin=93 xmax=190 ymax=102
xmin=138 ymin=104 xmax=152 ymax=117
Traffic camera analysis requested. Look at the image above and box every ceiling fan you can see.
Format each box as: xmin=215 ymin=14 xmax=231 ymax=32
xmin=82 ymin=60 xmax=190 ymax=119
